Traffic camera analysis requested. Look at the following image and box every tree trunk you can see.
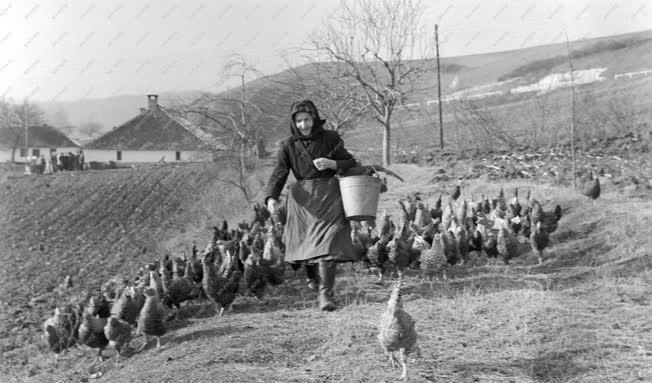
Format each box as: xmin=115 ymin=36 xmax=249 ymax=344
xmin=382 ymin=122 xmax=391 ymax=166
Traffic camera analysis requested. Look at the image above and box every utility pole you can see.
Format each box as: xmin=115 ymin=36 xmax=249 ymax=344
xmin=435 ymin=24 xmax=444 ymax=150
xmin=564 ymin=29 xmax=576 ymax=190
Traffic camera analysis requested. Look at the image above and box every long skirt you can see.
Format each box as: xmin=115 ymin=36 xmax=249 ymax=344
xmin=283 ymin=177 xmax=358 ymax=265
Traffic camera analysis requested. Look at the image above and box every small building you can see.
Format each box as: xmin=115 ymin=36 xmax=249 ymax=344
xmin=84 ymin=95 xmax=223 ymax=163
xmin=0 ymin=124 xmax=79 ymax=163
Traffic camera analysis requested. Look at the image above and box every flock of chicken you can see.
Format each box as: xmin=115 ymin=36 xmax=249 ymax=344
xmin=358 ymin=185 xmax=563 ymax=283
xmin=41 ymin=212 xmax=288 ymax=366
xmin=41 ymin=183 xmax=567 ymax=380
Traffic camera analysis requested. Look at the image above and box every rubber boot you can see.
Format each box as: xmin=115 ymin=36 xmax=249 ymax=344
xmin=318 ymin=260 xmax=337 ymax=311
xmin=305 ymin=263 xmax=319 ymax=291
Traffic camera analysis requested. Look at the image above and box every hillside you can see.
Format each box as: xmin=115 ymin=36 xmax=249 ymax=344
xmin=0 ymin=162 xmax=651 ymax=382
xmin=35 ymin=29 xmax=652 ymax=144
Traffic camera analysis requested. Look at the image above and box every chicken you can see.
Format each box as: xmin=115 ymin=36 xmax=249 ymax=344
xmin=43 ymin=308 xmax=74 ymax=355
xmin=497 ymin=223 xmax=519 ymax=265
xmin=451 ymin=220 xmax=469 ymax=266
xmin=351 ymin=223 xmax=368 ymax=263
xmin=78 ymin=311 xmax=109 ymax=363
xmin=449 ymin=180 xmax=461 ymax=200
xmin=468 ymin=224 xmax=483 ymax=252
xmin=455 ymin=199 xmax=467 ymax=229
xmin=262 ymin=226 xmax=285 ymax=285
xmin=110 ymin=285 xmax=140 ymax=325
xmin=413 ymin=202 xmax=430 ymax=229
xmin=202 ymin=245 xmax=242 ymax=316
xmin=481 ymin=194 xmax=491 ymax=214
xmin=252 ymin=202 xmax=271 ymax=226
xmin=481 ymin=231 xmax=499 ymax=258
xmin=441 ymin=228 xmax=458 ymax=265
xmin=377 ymin=279 xmax=420 ymax=382
xmin=387 ymin=202 xmax=417 ymax=278
xmin=137 ymin=287 xmax=166 ymax=350
xmin=420 ymin=233 xmax=448 ymax=280
xmin=148 ymin=269 xmax=165 ymax=301
xmin=509 ymin=188 xmax=522 ymax=216
xmin=582 ymin=170 xmax=600 ymax=200
xmin=243 ymin=248 xmax=267 ymax=299
xmin=163 ymin=258 xmax=195 ymax=318
xmin=429 ymin=193 xmax=443 ymax=222
xmin=189 ymin=243 xmax=204 ymax=284
xmin=530 ymin=221 xmax=550 ymax=264
xmin=104 ymin=317 xmax=133 ymax=365
xmin=377 ymin=209 xmax=395 ymax=238
xmin=530 ymin=201 xmax=560 ymax=234
xmin=87 ymin=292 xmax=111 ymax=319
xmin=367 ymin=232 xmax=392 ymax=281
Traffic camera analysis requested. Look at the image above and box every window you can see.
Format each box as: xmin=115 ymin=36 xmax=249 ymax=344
xmin=175 ymin=151 xmax=181 ymax=161
xmin=116 ymin=151 xmax=122 ymax=161
xmin=32 ymin=149 xmax=40 ymax=157
xmin=20 ymin=148 xmax=27 ymax=157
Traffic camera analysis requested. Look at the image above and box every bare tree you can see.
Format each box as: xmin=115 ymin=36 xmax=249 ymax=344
xmin=167 ymin=55 xmax=281 ymax=201
xmin=0 ymin=98 xmax=43 ymax=162
xmin=276 ymin=60 xmax=368 ymax=136
xmin=307 ymin=0 xmax=431 ymax=165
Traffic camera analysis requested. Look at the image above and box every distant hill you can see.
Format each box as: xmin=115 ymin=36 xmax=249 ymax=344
xmin=38 ymin=29 xmax=652 ymax=144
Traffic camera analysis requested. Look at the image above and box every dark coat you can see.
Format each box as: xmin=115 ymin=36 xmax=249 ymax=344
xmin=262 ymin=100 xmax=357 ymax=204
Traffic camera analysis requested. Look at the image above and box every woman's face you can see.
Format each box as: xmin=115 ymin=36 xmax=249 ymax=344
xmin=294 ymin=112 xmax=314 ymax=136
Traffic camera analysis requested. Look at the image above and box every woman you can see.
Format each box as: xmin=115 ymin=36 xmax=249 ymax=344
xmin=263 ymin=100 xmax=358 ymax=311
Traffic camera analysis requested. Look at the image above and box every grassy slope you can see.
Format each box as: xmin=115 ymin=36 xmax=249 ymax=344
xmin=1 ymin=164 xmax=650 ymax=382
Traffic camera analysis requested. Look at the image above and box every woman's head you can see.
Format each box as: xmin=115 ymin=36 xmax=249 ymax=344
xmin=294 ymin=111 xmax=314 ymax=136
xmin=290 ymin=100 xmax=326 ymax=140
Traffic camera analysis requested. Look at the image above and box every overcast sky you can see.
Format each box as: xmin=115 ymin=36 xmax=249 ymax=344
xmin=0 ymin=0 xmax=650 ymax=102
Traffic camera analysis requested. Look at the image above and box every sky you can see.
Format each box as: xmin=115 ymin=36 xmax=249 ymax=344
xmin=0 ymin=0 xmax=650 ymax=102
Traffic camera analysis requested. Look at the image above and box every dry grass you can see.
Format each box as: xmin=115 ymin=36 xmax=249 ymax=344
xmin=1 ymin=163 xmax=650 ymax=382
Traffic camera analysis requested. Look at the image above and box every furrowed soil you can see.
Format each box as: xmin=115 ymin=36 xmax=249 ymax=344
xmin=0 ymin=162 xmax=650 ymax=383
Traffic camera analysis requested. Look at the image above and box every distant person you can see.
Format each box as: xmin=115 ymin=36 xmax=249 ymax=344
xmin=44 ymin=156 xmax=52 ymax=174
xmin=78 ymin=150 xmax=85 ymax=170
xmin=56 ymin=153 xmax=62 ymax=172
xmin=39 ymin=155 xmax=46 ymax=174
xmin=68 ymin=152 xmax=76 ymax=171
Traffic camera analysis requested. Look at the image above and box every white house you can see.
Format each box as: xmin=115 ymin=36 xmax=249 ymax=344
xmin=84 ymin=95 xmax=225 ymax=163
xmin=0 ymin=124 xmax=79 ymax=163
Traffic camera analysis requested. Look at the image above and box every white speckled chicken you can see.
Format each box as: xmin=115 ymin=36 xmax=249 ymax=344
xmin=110 ymin=285 xmax=140 ymax=325
xmin=137 ymin=287 xmax=166 ymax=350
xmin=104 ymin=317 xmax=133 ymax=365
xmin=377 ymin=278 xmax=421 ymax=381
xmin=420 ymin=233 xmax=448 ymax=280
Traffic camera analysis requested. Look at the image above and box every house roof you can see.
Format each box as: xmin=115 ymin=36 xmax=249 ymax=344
xmin=85 ymin=102 xmax=225 ymax=151
xmin=0 ymin=124 xmax=79 ymax=149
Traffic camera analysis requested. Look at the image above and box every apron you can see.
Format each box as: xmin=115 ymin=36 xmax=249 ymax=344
xmin=282 ymin=177 xmax=358 ymax=264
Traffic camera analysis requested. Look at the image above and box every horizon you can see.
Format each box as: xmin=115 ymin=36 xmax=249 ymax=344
xmin=1 ymin=0 xmax=651 ymax=102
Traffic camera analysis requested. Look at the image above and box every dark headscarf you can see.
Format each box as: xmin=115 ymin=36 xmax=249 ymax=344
xmin=289 ymin=100 xmax=326 ymax=141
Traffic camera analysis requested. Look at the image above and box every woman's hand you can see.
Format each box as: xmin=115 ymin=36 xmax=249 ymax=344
xmin=267 ymin=198 xmax=277 ymax=215
xmin=313 ymin=158 xmax=336 ymax=171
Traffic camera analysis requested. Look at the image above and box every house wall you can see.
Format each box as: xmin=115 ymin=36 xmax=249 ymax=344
xmin=1 ymin=146 xmax=79 ymax=162
xmin=84 ymin=149 xmax=211 ymax=163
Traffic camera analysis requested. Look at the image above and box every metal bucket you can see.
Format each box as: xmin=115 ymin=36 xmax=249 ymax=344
xmin=338 ymin=175 xmax=382 ymax=221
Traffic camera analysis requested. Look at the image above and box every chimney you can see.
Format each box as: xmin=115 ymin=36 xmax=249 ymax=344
xmin=147 ymin=94 xmax=159 ymax=112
